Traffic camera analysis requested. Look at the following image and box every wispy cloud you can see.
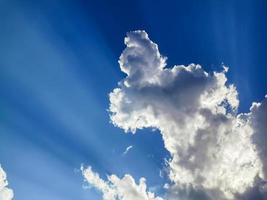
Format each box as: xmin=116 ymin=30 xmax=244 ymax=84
xmin=122 ymin=145 xmax=133 ymax=156
xmin=81 ymin=166 xmax=163 ymax=200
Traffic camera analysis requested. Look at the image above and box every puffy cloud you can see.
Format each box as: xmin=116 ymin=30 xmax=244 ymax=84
xmin=0 ymin=166 xmax=14 ymax=200
xmin=250 ymin=96 xmax=267 ymax=177
xmin=82 ymin=166 xmax=163 ymax=200
xmin=108 ymin=30 xmax=267 ymax=200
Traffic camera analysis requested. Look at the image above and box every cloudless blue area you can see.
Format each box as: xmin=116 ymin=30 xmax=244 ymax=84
xmin=0 ymin=0 xmax=267 ymax=199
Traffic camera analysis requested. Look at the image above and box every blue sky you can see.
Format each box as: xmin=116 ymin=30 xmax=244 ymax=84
xmin=0 ymin=0 xmax=267 ymax=199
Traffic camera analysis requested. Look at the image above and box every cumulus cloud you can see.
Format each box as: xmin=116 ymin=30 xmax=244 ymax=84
xmin=0 ymin=166 xmax=14 ymax=200
xmin=83 ymin=30 xmax=267 ymax=200
xmin=250 ymin=96 xmax=267 ymax=177
xmin=107 ymin=30 xmax=267 ymax=200
xmin=82 ymin=166 xmax=163 ymax=200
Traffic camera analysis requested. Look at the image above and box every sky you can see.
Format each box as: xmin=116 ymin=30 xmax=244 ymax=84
xmin=0 ymin=0 xmax=267 ymax=200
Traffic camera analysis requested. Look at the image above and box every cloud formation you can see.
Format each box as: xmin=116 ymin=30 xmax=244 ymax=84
xmin=0 ymin=166 xmax=14 ymax=200
xmin=82 ymin=166 xmax=163 ymax=200
xmin=85 ymin=30 xmax=267 ymax=200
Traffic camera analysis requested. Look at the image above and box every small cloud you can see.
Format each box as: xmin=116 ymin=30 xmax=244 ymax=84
xmin=122 ymin=145 xmax=133 ymax=156
xmin=81 ymin=166 xmax=163 ymax=200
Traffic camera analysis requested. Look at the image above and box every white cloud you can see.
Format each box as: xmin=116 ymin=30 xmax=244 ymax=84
xmin=107 ymin=30 xmax=267 ymax=200
xmin=82 ymin=166 xmax=163 ymax=200
xmin=250 ymin=96 xmax=267 ymax=177
xmin=0 ymin=166 xmax=14 ymax=200
xmin=82 ymin=30 xmax=267 ymax=200
xmin=123 ymin=145 xmax=133 ymax=156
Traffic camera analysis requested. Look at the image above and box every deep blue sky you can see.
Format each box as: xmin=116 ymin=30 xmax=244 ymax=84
xmin=0 ymin=0 xmax=267 ymax=199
